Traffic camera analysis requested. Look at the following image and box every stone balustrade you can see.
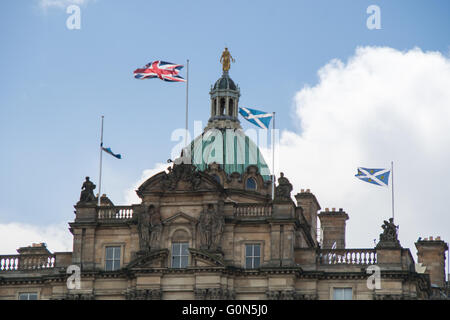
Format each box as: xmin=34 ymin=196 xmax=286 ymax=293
xmin=234 ymin=204 xmax=272 ymax=217
xmin=318 ymin=249 xmax=377 ymax=265
xmin=0 ymin=254 xmax=56 ymax=271
xmin=98 ymin=206 xmax=134 ymax=220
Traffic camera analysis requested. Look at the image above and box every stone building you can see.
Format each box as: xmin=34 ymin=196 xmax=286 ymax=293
xmin=0 ymin=51 xmax=448 ymax=300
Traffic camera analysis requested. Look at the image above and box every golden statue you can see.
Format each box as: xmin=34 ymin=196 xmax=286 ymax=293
xmin=220 ymin=47 xmax=235 ymax=72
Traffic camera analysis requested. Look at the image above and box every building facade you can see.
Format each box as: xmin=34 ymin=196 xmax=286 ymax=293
xmin=0 ymin=52 xmax=448 ymax=300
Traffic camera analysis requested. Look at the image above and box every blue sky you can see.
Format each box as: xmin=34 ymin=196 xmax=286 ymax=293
xmin=1 ymin=0 xmax=450 ymax=252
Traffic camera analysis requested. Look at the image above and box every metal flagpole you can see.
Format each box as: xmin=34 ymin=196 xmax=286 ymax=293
xmin=185 ymin=59 xmax=189 ymax=148
xmin=98 ymin=115 xmax=104 ymax=207
xmin=272 ymin=112 xmax=275 ymax=200
xmin=391 ymin=161 xmax=395 ymax=221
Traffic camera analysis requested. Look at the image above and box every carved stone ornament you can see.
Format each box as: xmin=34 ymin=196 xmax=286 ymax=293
xmin=198 ymin=204 xmax=225 ymax=252
xmin=194 ymin=288 xmax=235 ymax=300
xmin=78 ymin=176 xmax=97 ymax=204
xmin=125 ymin=289 xmax=162 ymax=300
xmin=376 ymin=218 xmax=401 ymax=248
xmin=149 ymin=205 xmax=162 ymax=250
xmin=137 ymin=206 xmax=151 ymax=252
xmin=160 ymin=163 xmax=202 ymax=191
xmin=266 ymin=290 xmax=316 ymax=300
xmin=274 ymin=172 xmax=293 ymax=201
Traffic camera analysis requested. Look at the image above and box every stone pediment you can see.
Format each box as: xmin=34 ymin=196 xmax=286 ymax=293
xmin=189 ymin=248 xmax=225 ymax=268
xmin=136 ymin=163 xmax=223 ymax=197
xmin=162 ymin=212 xmax=198 ymax=226
xmin=126 ymin=249 xmax=169 ymax=269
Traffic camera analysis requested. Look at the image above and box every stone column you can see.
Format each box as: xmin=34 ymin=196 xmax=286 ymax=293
xmin=225 ymin=97 xmax=230 ymax=116
xmin=281 ymin=223 xmax=295 ymax=266
xmin=269 ymin=224 xmax=281 ymax=266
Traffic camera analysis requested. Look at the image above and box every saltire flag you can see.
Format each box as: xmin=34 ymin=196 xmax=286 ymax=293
xmin=102 ymin=145 xmax=122 ymax=159
xmin=238 ymin=107 xmax=273 ymax=129
xmin=355 ymin=167 xmax=390 ymax=186
xmin=133 ymin=61 xmax=186 ymax=82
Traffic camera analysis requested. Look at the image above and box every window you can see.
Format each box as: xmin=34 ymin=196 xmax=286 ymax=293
xmin=228 ymin=99 xmax=234 ymax=116
xmin=220 ymin=98 xmax=225 ymax=115
xmin=333 ymin=287 xmax=353 ymax=300
xmin=246 ymin=177 xmax=257 ymax=190
xmin=105 ymin=246 xmax=121 ymax=271
xmin=19 ymin=292 xmax=38 ymax=300
xmin=172 ymin=242 xmax=189 ymax=268
xmin=245 ymin=244 xmax=261 ymax=269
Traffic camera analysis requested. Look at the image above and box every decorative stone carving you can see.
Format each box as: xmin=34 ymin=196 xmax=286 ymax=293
xmin=198 ymin=204 xmax=224 ymax=251
xmin=160 ymin=163 xmax=202 ymax=191
xmin=266 ymin=290 xmax=317 ymax=300
xmin=194 ymin=288 xmax=235 ymax=300
xmin=63 ymin=293 xmax=95 ymax=300
xmin=137 ymin=206 xmax=151 ymax=252
xmin=376 ymin=218 xmax=401 ymax=248
xmin=149 ymin=205 xmax=162 ymax=250
xmin=275 ymin=172 xmax=293 ymax=201
xmin=125 ymin=289 xmax=162 ymax=300
xmin=79 ymin=177 xmax=96 ymax=204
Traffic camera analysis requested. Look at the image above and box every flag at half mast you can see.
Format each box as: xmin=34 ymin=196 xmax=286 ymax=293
xmin=355 ymin=167 xmax=390 ymax=186
xmin=102 ymin=145 xmax=121 ymax=159
xmin=239 ymin=107 xmax=273 ymax=129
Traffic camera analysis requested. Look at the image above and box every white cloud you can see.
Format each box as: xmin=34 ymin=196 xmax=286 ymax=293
xmin=278 ymin=46 xmax=450 ymax=252
xmin=0 ymin=222 xmax=72 ymax=254
xmin=38 ymin=0 xmax=91 ymax=9
xmin=124 ymin=163 xmax=169 ymax=204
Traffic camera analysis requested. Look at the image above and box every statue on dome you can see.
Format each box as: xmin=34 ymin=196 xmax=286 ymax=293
xmin=220 ymin=47 xmax=235 ymax=72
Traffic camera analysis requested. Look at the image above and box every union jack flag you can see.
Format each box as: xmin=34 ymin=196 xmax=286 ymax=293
xmin=133 ymin=61 xmax=186 ymax=82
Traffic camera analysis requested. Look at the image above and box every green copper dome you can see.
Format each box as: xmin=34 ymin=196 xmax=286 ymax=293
xmin=187 ymin=128 xmax=271 ymax=181
xmin=213 ymin=74 xmax=237 ymax=90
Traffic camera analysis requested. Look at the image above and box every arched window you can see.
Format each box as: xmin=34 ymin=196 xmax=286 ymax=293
xmin=220 ymin=98 xmax=225 ymax=115
xmin=228 ymin=99 xmax=234 ymax=116
xmin=246 ymin=177 xmax=257 ymax=190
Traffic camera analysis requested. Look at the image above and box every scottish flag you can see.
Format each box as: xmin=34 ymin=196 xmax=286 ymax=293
xmin=239 ymin=107 xmax=273 ymax=129
xmin=355 ymin=167 xmax=390 ymax=186
xmin=102 ymin=146 xmax=122 ymax=159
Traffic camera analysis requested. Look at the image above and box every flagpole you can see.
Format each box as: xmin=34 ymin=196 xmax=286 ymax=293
xmin=185 ymin=59 xmax=189 ymax=148
xmin=391 ymin=161 xmax=395 ymax=221
xmin=98 ymin=115 xmax=104 ymax=207
xmin=272 ymin=112 xmax=275 ymax=200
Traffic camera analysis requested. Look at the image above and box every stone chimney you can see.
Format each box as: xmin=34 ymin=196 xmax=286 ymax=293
xmin=318 ymin=208 xmax=349 ymax=249
xmin=295 ymin=189 xmax=321 ymax=245
xmin=415 ymin=237 xmax=448 ymax=288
